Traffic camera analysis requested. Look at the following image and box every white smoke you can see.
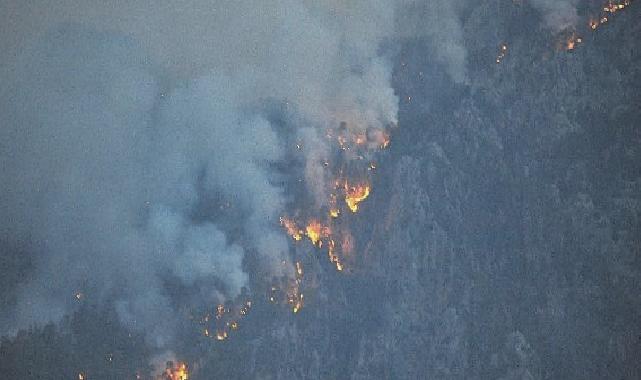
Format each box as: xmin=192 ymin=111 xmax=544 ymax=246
xmin=396 ymin=0 xmax=469 ymax=83
xmin=0 ymin=0 xmax=400 ymax=349
xmin=529 ymin=0 xmax=580 ymax=32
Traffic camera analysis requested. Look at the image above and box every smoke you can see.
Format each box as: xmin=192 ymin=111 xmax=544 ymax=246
xmin=396 ymin=0 xmax=469 ymax=83
xmin=0 ymin=25 xmax=278 ymax=348
xmin=0 ymin=0 xmax=400 ymax=349
xmin=529 ymin=0 xmax=580 ymax=31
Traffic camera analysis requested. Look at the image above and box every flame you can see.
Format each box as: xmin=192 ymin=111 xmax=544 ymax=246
xmin=305 ymin=220 xmax=330 ymax=246
xmin=216 ymin=330 xmax=228 ymax=341
xmin=164 ymin=362 xmax=189 ymax=380
xmin=560 ymin=32 xmax=583 ymax=51
xmin=306 ymin=221 xmax=321 ymax=246
xmin=78 ymin=373 xmax=85 ymax=380
xmin=379 ymin=131 xmax=391 ymax=149
xmin=276 ymin=111 xmax=394 ymax=312
xmin=280 ymin=217 xmax=303 ymax=241
xmin=588 ymin=1 xmax=631 ymax=33
xmin=329 ymin=193 xmax=341 ymax=218
xmin=327 ymin=239 xmax=343 ymax=271
xmin=344 ymin=182 xmax=370 ymax=213
xmin=200 ymin=299 xmax=251 ymax=342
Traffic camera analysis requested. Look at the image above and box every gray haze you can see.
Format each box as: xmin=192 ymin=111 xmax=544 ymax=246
xmin=2 ymin=1 xmax=639 ymax=379
xmin=530 ymin=0 xmax=580 ymax=31
xmin=0 ymin=0 xmax=401 ymax=348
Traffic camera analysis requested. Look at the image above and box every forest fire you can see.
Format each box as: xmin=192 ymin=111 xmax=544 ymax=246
xmin=380 ymin=131 xmax=391 ymax=149
xmin=305 ymin=220 xmax=331 ymax=247
xmin=588 ymin=0 xmax=632 ymax=32
xmin=200 ymin=299 xmax=251 ymax=342
xmin=305 ymin=221 xmax=322 ymax=246
xmin=162 ymin=362 xmax=188 ymax=380
xmin=344 ymin=182 xmax=371 ymax=213
xmin=216 ymin=330 xmax=228 ymax=341
xmin=279 ymin=121 xmax=386 ymax=278
xmin=280 ymin=217 xmax=303 ymax=241
xmin=329 ymin=194 xmax=341 ymax=218
xmin=269 ymin=273 xmax=305 ymax=314
xmin=276 ymin=109 xmax=393 ymax=311
xmin=565 ymin=34 xmax=582 ymax=51
xmin=550 ymin=0 xmax=633 ymax=52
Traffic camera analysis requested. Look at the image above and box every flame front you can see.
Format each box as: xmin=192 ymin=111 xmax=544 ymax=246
xmin=344 ymin=182 xmax=371 ymax=213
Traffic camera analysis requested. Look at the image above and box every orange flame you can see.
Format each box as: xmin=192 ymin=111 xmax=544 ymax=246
xmin=344 ymin=182 xmax=370 ymax=213
xmin=280 ymin=217 xmax=303 ymax=241
xmin=305 ymin=220 xmax=330 ymax=246
xmin=327 ymin=239 xmax=343 ymax=271
xmin=306 ymin=221 xmax=322 ymax=246
xmin=329 ymin=193 xmax=341 ymax=218
xmin=562 ymin=32 xmax=583 ymax=51
xmin=164 ymin=362 xmax=188 ymax=380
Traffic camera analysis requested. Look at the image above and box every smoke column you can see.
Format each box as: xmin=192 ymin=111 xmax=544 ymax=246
xmin=0 ymin=0 xmax=400 ymax=350
xmin=0 ymin=0 xmax=590 ymax=355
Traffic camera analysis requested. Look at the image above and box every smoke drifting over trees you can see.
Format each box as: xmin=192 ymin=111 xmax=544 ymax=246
xmin=0 ymin=0 xmax=402 ymax=348
xmin=1 ymin=0 xmax=639 ymax=379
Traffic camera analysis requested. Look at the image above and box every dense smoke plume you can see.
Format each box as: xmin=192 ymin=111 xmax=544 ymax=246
xmin=0 ymin=0 xmax=585 ymax=355
xmin=0 ymin=0 xmax=399 ymax=349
